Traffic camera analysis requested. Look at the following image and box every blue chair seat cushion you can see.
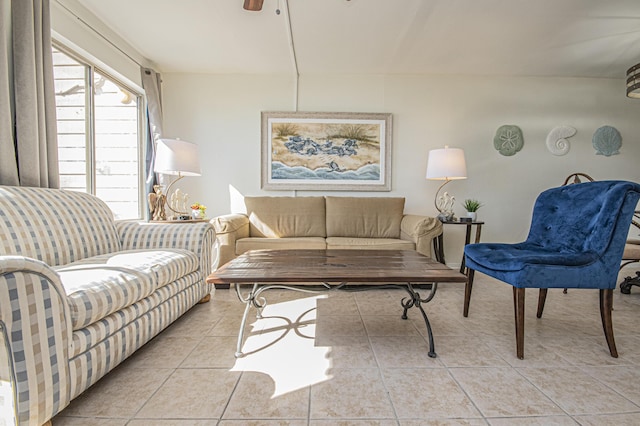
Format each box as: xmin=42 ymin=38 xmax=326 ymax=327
xmin=464 ymin=242 xmax=598 ymax=272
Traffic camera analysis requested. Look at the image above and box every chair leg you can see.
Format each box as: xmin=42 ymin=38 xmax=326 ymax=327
xmin=599 ymin=289 xmax=618 ymax=358
xmin=536 ymin=288 xmax=548 ymax=318
xmin=513 ymin=287 xmax=525 ymax=360
xmin=463 ymin=269 xmax=475 ymax=317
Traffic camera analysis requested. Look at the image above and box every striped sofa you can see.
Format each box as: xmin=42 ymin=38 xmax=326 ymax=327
xmin=0 ymin=186 xmax=216 ymax=425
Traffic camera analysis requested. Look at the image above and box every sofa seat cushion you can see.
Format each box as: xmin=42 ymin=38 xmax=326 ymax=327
xmin=70 ymin=272 xmax=200 ymax=358
xmin=56 ymin=249 xmax=199 ymax=330
xmin=236 ymin=237 xmax=326 ymax=254
xmin=244 ymin=196 xmax=326 ymax=237
xmin=325 ymin=197 xmax=405 ymax=238
xmin=326 ymin=237 xmax=415 ymax=251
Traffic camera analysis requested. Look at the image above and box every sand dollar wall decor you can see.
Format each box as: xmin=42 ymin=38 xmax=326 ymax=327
xmin=592 ymin=125 xmax=622 ymax=156
xmin=493 ymin=125 xmax=524 ymax=156
xmin=546 ymin=126 xmax=576 ymax=156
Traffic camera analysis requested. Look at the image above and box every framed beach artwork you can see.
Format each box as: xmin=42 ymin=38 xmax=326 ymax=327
xmin=261 ymin=111 xmax=392 ymax=191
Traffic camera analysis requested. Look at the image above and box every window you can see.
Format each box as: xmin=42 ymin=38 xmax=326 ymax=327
xmin=52 ymin=44 xmax=144 ymax=220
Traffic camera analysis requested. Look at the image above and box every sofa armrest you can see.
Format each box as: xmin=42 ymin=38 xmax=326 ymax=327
xmin=0 ymin=256 xmax=72 ymax=426
xmin=115 ymin=221 xmax=217 ymax=278
xmin=210 ymin=214 xmax=250 ymax=269
xmin=400 ymin=214 xmax=443 ymax=258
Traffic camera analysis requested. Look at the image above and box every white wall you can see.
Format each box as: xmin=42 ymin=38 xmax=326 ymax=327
xmin=50 ymin=0 xmax=155 ymax=90
xmin=162 ymin=72 xmax=640 ymax=266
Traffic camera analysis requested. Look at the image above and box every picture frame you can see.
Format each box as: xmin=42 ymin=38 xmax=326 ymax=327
xmin=261 ymin=111 xmax=392 ymax=191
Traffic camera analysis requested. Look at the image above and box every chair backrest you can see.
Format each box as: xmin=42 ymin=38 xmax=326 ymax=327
xmin=526 ymin=181 xmax=640 ymax=261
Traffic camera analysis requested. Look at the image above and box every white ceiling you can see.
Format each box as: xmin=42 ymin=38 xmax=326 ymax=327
xmin=78 ymin=0 xmax=640 ymax=78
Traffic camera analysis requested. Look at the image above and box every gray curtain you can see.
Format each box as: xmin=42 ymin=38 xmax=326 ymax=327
xmin=141 ymin=68 xmax=163 ymax=211
xmin=0 ymin=0 xmax=59 ymax=188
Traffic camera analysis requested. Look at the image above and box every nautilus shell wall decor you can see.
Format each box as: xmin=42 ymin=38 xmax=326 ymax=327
xmin=493 ymin=125 xmax=524 ymax=156
xmin=546 ymin=126 xmax=576 ymax=156
xmin=592 ymin=125 xmax=622 ymax=156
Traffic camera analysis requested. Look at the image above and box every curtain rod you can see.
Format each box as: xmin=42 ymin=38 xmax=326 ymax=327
xmin=54 ymin=0 xmax=145 ymax=69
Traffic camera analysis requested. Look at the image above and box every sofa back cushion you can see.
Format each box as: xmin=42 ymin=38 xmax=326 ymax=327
xmin=0 ymin=186 xmax=120 ymax=266
xmin=325 ymin=196 xmax=405 ymax=238
xmin=244 ymin=196 xmax=326 ymax=238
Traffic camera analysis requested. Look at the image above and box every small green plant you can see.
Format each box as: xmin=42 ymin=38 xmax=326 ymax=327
xmin=463 ymin=199 xmax=483 ymax=212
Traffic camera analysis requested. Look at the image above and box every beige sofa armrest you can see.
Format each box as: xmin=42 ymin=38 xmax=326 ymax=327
xmin=400 ymin=214 xmax=443 ymax=258
xmin=210 ymin=214 xmax=250 ymax=268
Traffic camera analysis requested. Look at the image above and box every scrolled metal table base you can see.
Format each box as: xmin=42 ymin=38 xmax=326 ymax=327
xmin=234 ymin=281 xmax=439 ymax=358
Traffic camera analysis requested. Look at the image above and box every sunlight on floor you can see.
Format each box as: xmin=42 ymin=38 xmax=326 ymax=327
xmin=231 ymin=294 xmax=332 ymax=397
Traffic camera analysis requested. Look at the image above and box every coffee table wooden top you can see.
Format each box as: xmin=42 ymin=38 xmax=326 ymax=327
xmin=206 ymin=249 xmax=467 ymax=284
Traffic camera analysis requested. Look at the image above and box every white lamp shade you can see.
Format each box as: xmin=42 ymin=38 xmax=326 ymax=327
xmin=154 ymin=138 xmax=201 ymax=176
xmin=426 ymin=147 xmax=467 ymax=180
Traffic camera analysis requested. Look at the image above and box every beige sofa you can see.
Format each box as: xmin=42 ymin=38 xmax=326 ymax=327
xmin=211 ymin=196 xmax=442 ymax=288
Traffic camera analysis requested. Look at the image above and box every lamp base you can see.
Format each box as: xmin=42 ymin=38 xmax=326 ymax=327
xmin=437 ymin=212 xmax=455 ymax=222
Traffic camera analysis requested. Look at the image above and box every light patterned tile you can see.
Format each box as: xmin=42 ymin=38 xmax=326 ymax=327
xmin=362 ymin=315 xmax=420 ymax=336
xmin=400 ymin=420 xmax=487 ymax=426
xmin=315 ymin=315 xmax=366 ymax=337
xmin=125 ymin=337 xmax=200 ymax=368
xmin=450 ymin=367 xmax=562 ymax=417
xmin=52 ymin=418 xmax=127 ymax=426
xmin=135 ymin=368 xmax=240 ymax=419
xmin=518 ymin=367 xmax=639 ymax=415
xmin=180 ymin=336 xmax=238 ymax=368
xmin=310 ymin=368 xmax=395 ymax=419
xmin=436 ymin=336 xmax=509 ymax=367
xmin=223 ymin=371 xmax=309 ymax=419
xmin=573 ymin=412 xmax=640 ymax=425
xmin=310 ymin=421 xmax=398 ymax=426
xmin=56 ymin=366 xmax=172 ymax=418
xmin=220 ymin=421 xmax=307 ymax=426
xmin=382 ymin=368 xmax=480 ymax=419
xmin=581 ymin=365 xmax=640 ymax=406
xmin=487 ymin=416 xmax=578 ymax=425
xmin=370 ymin=336 xmax=443 ymax=368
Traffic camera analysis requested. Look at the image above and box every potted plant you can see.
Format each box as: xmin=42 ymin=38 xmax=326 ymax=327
xmin=462 ymin=199 xmax=482 ymax=221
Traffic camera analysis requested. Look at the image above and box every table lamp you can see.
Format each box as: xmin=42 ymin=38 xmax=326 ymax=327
xmin=426 ymin=146 xmax=467 ymax=221
xmin=153 ymin=138 xmax=201 ymax=218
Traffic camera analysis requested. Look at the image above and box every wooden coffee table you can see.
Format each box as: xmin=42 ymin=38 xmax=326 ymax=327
xmin=206 ymin=249 xmax=467 ymax=358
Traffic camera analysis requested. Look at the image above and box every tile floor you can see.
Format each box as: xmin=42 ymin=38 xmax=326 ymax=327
xmin=53 ymin=268 xmax=640 ymax=425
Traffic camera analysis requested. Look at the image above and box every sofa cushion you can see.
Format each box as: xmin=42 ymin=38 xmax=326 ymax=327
xmin=56 ymin=249 xmax=198 ymax=330
xmin=70 ymin=272 xmax=200 ymax=358
xmin=237 ymin=237 xmax=326 ymax=254
xmin=325 ymin=197 xmax=405 ymax=238
xmin=0 ymin=186 xmax=120 ymax=266
xmin=326 ymin=237 xmax=415 ymax=251
xmin=245 ymin=196 xmax=326 ymax=238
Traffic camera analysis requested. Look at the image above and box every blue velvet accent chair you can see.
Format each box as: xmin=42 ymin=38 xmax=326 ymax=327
xmin=463 ymin=180 xmax=640 ymax=359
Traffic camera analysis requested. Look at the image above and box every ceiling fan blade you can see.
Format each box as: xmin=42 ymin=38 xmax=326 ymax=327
xmin=243 ymin=0 xmax=264 ymax=11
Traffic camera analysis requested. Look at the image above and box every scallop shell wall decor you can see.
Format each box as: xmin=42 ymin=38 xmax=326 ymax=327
xmin=493 ymin=125 xmax=524 ymax=156
xmin=592 ymin=125 xmax=622 ymax=156
xmin=546 ymin=126 xmax=576 ymax=156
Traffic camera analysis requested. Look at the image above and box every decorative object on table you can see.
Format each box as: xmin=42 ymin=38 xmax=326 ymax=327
xmin=592 ymin=125 xmax=622 ymax=156
xmin=190 ymin=203 xmax=207 ymax=220
xmin=153 ymin=138 xmax=202 ymax=218
xmin=493 ymin=125 xmax=524 ymax=156
xmin=170 ymin=188 xmax=189 ymax=215
xmin=462 ymin=198 xmax=482 ymax=221
xmin=426 ymin=146 xmax=467 ymax=222
xmin=148 ymin=184 xmax=167 ymax=221
xmin=546 ymin=125 xmax=576 ymax=156
xmin=626 ymin=62 xmax=640 ymax=98
xmin=261 ymin=111 xmax=392 ymax=191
